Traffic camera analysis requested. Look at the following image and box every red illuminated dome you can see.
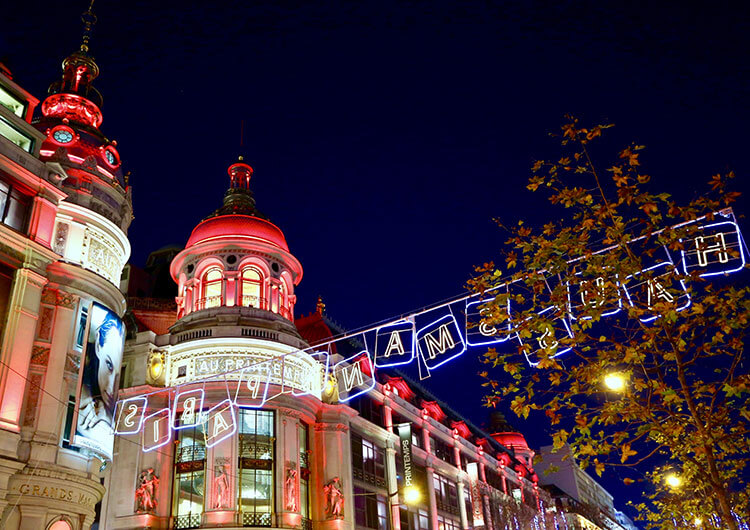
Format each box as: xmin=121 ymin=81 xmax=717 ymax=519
xmin=186 ymin=214 xmax=289 ymax=251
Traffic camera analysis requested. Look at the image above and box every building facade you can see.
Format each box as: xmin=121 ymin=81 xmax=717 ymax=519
xmin=0 ymin=14 xmax=132 ymax=529
xmin=102 ymin=157 xmax=574 ymax=530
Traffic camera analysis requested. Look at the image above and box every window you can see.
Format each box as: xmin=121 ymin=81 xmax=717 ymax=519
xmin=485 ymin=468 xmax=504 ymax=493
xmin=353 ymin=486 xmax=388 ymax=530
xmin=0 ymin=177 xmax=30 ymax=232
xmin=432 ymin=436 xmax=453 ymax=464
xmin=463 ymin=484 xmax=474 ymax=529
xmin=436 ymin=514 xmax=461 ymax=530
xmin=61 ymin=395 xmax=79 ymax=452
xmin=351 ymin=396 xmax=383 ymax=426
xmin=199 ymin=267 xmax=223 ymax=309
xmin=0 ymin=86 xmax=27 ymax=118
xmin=240 ymin=267 xmax=264 ymax=308
xmin=0 ymin=115 xmax=34 ymax=153
xmin=74 ymin=303 xmax=89 ymax=350
xmin=239 ymin=409 xmax=274 ymax=527
xmin=400 ymin=508 xmax=430 ymax=530
xmin=173 ymin=422 xmax=206 ymax=529
xmin=433 ymin=473 xmax=459 ymax=514
xmin=351 ymin=433 xmax=386 ymax=487
xmin=299 ymin=424 xmax=310 ymax=523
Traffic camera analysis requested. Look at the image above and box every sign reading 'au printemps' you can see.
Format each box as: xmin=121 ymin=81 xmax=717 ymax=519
xmin=114 ymin=212 xmax=747 ymax=452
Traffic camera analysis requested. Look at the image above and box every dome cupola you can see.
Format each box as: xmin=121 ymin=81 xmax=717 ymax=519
xmin=170 ymin=158 xmax=303 ymax=332
xmin=34 ymin=2 xmax=132 ymax=232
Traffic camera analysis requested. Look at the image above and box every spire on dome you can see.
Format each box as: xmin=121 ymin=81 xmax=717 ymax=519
xmin=204 ymin=157 xmax=267 ymax=220
xmin=316 ymin=296 xmax=326 ymax=315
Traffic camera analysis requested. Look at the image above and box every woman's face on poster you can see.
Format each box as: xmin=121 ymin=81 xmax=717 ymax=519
xmin=96 ymin=326 xmax=123 ymax=413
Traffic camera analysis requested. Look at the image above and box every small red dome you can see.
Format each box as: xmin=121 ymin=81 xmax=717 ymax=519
xmin=491 ymin=432 xmax=530 ymax=451
xmin=186 ymin=214 xmax=289 ymax=251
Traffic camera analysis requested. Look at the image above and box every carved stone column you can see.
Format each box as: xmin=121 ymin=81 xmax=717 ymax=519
xmin=425 ymin=465 xmax=438 ymax=530
xmin=31 ymin=288 xmax=77 ymax=463
xmin=0 ymin=267 xmax=48 ymax=437
xmin=313 ymin=404 xmax=356 ymax=530
xmin=456 ymin=477 xmax=468 ymax=530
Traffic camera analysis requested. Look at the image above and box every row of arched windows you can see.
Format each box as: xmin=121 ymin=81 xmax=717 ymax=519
xmin=188 ymin=265 xmax=293 ymax=320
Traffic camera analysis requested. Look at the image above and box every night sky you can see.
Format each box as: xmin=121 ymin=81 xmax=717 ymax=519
xmin=3 ymin=0 xmax=749 ymax=521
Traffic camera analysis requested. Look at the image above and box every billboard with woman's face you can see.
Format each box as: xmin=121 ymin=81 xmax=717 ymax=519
xmin=72 ymin=302 xmax=125 ymax=460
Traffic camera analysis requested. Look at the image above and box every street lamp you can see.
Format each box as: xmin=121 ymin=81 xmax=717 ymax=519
xmin=664 ymin=472 xmax=682 ymax=489
xmin=603 ymin=372 xmax=627 ymax=392
xmin=402 ymin=486 xmax=421 ymax=505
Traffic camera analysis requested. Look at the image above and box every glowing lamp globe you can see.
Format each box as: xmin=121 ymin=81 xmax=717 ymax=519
xmin=665 ymin=473 xmax=682 ymax=489
xmin=403 ymin=486 xmax=421 ymax=505
xmin=603 ymin=372 xmax=627 ymax=392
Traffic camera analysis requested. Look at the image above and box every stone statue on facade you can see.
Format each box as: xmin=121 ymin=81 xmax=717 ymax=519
xmin=285 ymin=468 xmax=298 ymax=511
xmin=213 ymin=463 xmax=231 ymax=509
xmin=324 ymin=477 xmax=344 ymax=518
xmin=135 ymin=468 xmax=159 ymax=512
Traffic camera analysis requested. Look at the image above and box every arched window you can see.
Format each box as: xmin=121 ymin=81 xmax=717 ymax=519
xmin=200 ymin=267 xmax=223 ymax=309
xmin=278 ymin=281 xmax=289 ymax=319
xmin=240 ymin=267 xmax=263 ymax=309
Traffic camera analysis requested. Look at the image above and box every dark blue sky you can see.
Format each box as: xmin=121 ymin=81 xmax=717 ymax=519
xmin=3 ymin=0 xmax=748 ymax=520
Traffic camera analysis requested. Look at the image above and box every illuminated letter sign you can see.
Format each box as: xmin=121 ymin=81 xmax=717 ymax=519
xmin=374 ymin=321 xmax=415 ymax=368
xmin=334 ymin=351 xmax=375 ymax=402
xmin=114 ymin=397 xmax=147 ymax=435
xmin=204 ymin=399 xmax=237 ymax=448
xmin=465 ymin=298 xmax=511 ymax=347
xmin=417 ymin=314 xmax=466 ymax=371
xmin=172 ymin=389 xmax=205 ymax=430
xmin=681 ymin=221 xmax=745 ymax=277
xmin=567 ymin=273 xmax=621 ymax=320
xmin=520 ymin=307 xmax=574 ymax=367
xmin=142 ymin=408 xmax=172 ymax=453
xmin=624 ymin=262 xmax=690 ymax=323
xmin=235 ymin=362 xmax=272 ymax=408
xmin=292 ymin=351 xmax=329 ymax=397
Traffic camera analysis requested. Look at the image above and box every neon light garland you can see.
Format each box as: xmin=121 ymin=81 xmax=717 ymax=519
xmin=113 ymin=212 xmax=747 ymax=451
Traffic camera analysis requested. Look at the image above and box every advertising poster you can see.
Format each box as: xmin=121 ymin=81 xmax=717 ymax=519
xmin=72 ymin=301 xmax=125 ymax=460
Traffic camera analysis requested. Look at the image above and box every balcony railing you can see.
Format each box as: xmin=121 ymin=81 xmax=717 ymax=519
xmin=240 ymin=294 xmax=268 ymax=309
xmin=174 ymin=513 xmax=201 ymax=529
xmin=196 ymin=295 xmax=223 ymax=310
xmin=242 ymin=512 xmax=272 ymax=527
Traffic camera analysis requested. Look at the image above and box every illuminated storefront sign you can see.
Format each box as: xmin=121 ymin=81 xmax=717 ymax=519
xmin=234 ymin=362 xmax=272 ymax=408
xmin=623 ymin=261 xmax=691 ymax=323
xmin=566 ymin=273 xmax=621 ymax=320
xmin=173 ymin=389 xmax=205 ymax=430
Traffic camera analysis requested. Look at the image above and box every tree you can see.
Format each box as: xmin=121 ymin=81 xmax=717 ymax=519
xmin=470 ymin=117 xmax=750 ymax=529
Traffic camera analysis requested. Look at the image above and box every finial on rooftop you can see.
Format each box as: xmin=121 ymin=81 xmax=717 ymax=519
xmin=316 ymin=296 xmax=326 ymax=315
xmin=80 ymin=1 xmax=97 ymax=53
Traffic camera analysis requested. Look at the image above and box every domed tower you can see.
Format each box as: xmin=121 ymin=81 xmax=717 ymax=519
xmin=0 ymin=5 xmax=132 ymax=530
xmin=105 ymin=159 xmax=334 ymax=530
xmin=170 ymin=157 xmax=302 ymax=331
xmin=35 ymin=5 xmax=133 ymax=254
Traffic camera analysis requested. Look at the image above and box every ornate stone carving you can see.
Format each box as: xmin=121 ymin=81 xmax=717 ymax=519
xmin=37 ymin=307 xmax=54 ymax=341
xmin=56 ymin=292 xmax=77 ymax=309
xmin=213 ymin=460 xmax=231 ymax=509
xmin=41 ymin=288 xmax=58 ymax=305
xmin=135 ymin=468 xmax=159 ymax=513
xmin=22 ymin=373 xmax=43 ymax=427
xmin=30 ymin=346 xmax=50 ymax=366
xmin=324 ymin=477 xmax=344 ymax=519
xmin=314 ymin=423 xmax=349 ymax=433
xmin=82 ymin=155 xmax=98 ymax=171
xmin=285 ymin=468 xmax=298 ymax=512
xmin=65 ymin=352 xmax=81 ymax=373
xmin=53 ymin=222 xmax=69 ymax=255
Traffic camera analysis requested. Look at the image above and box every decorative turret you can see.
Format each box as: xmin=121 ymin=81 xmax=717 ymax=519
xmin=34 ymin=2 xmax=133 ymax=232
xmin=170 ymin=158 xmax=303 ymax=343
